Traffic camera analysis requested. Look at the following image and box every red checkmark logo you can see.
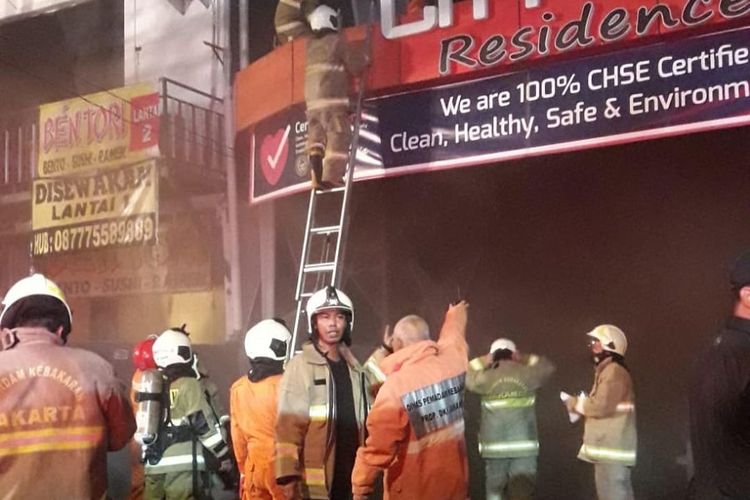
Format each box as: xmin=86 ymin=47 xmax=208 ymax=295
xmin=259 ymin=125 xmax=291 ymax=186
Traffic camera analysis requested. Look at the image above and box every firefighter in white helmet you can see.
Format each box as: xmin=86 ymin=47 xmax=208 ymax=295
xmin=564 ymin=325 xmax=637 ymax=500
xmin=144 ymin=327 xmax=232 ymax=500
xmin=230 ymin=319 xmax=291 ymax=499
xmin=304 ymin=4 xmax=369 ymax=190
xmin=466 ymin=338 xmax=555 ymax=500
xmin=0 ymin=273 xmax=135 ymax=498
xmin=275 ymin=285 xmax=373 ymax=499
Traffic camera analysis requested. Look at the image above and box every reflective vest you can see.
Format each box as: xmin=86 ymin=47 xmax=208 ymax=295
xmin=577 ymin=358 xmax=637 ymax=466
xmin=144 ymin=375 xmax=229 ymax=475
xmin=466 ymin=354 xmax=555 ymax=459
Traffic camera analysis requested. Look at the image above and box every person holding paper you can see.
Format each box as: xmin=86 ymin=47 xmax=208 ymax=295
xmin=564 ymin=325 xmax=637 ymax=500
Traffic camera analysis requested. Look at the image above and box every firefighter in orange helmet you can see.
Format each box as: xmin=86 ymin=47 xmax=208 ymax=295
xmin=230 ymin=319 xmax=291 ymax=499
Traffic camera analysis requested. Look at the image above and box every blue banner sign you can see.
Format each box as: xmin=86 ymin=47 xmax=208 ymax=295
xmin=251 ymin=26 xmax=750 ymax=203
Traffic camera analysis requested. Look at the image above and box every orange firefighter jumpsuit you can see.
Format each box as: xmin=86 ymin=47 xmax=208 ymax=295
xmin=230 ymin=373 xmax=285 ymax=500
xmin=351 ymin=302 xmax=470 ymax=499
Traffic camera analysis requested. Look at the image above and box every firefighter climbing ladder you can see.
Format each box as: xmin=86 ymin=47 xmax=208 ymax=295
xmin=289 ymin=7 xmax=374 ymax=358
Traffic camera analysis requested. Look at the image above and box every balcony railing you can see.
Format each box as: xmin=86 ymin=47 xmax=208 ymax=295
xmin=0 ymin=78 xmax=226 ymax=194
xmin=159 ymin=78 xmax=226 ymax=184
xmin=0 ymin=109 xmax=36 ymax=193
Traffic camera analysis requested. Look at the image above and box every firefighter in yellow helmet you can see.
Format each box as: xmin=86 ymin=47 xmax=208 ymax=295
xmin=231 ymin=319 xmax=291 ymax=499
xmin=304 ymin=5 xmax=369 ymax=190
xmin=143 ymin=327 xmax=232 ymax=499
xmin=467 ymin=338 xmax=555 ymax=500
xmin=564 ymin=325 xmax=637 ymax=500
xmin=0 ymin=273 xmax=135 ymax=498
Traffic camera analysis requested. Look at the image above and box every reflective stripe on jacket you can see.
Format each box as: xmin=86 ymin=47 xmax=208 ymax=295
xmin=0 ymin=327 xmax=135 ymax=499
xmin=305 ymin=32 xmax=368 ymax=112
xmin=275 ymin=343 xmax=371 ymax=499
xmin=363 ymin=346 xmax=390 ymax=386
xmin=145 ymin=376 xmax=229 ymax=475
xmin=466 ymin=354 xmax=555 ymax=459
xmin=274 ymin=0 xmax=318 ymax=42
xmin=577 ymin=358 xmax=637 ymax=466
xmin=351 ymin=304 xmax=470 ymax=500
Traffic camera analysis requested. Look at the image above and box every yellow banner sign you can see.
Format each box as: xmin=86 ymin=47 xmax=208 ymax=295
xmin=36 ymin=215 xmax=212 ymax=297
xmin=38 ymin=82 xmax=159 ymax=178
xmin=31 ymin=161 xmax=158 ymax=256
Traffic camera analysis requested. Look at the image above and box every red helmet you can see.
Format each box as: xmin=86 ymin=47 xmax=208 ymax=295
xmin=133 ymin=337 xmax=157 ymax=371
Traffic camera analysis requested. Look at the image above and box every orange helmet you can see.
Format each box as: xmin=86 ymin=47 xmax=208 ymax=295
xmin=133 ymin=337 xmax=157 ymax=371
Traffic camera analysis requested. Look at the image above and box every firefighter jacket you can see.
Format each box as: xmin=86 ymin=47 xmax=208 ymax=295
xmin=275 ymin=342 xmax=371 ymax=499
xmin=574 ymin=357 xmax=637 ymax=466
xmin=230 ymin=374 xmax=284 ymax=499
xmin=363 ymin=346 xmax=389 ymax=387
xmin=688 ymin=315 xmax=750 ymax=498
xmin=466 ymin=353 xmax=555 ymax=459
xmin=0 ymin=326 xmax=135 ymax=499
xmin=304 ymin=32 xmax=368 ymax=113
xmin=351 ymin=303 xmax=469 ymax=500
xmin=144 ymin=374 xmax=229 ymax=475
xmin=275 ymin=0 xmax=317 ymax=44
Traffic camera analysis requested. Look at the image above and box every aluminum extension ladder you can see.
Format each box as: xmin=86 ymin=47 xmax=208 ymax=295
xmin=288 ymin=9 xmax=374 ymax=358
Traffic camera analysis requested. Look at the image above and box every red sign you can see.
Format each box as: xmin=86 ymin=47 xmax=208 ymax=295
xmin=130 ymin=92 xmax=160 ymax=151
xmin=394 ymin=0 xmax=749 ymax=78
xmin=259 ymin=125 xmax=291 ymax=186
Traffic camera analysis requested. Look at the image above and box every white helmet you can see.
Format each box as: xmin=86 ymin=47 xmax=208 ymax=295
xmin=490 ymin=338 xmax=516 ymax=354
xmin=305 ymin=286 xmax=354 ymax=334
xmin=152 ymin=328 xmax=193 ymax=368
xmin=244 ymin=319 xmax=291 ymax=361
xmin=307 ymin=5 xmax=339 ymax=32
xmin=587 ymin=324 xmax=627 ymax=356
xmin=0 ymin=273 xmax=72 ymax=337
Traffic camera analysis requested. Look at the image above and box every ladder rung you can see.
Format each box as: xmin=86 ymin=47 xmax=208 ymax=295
xmin=299 ymin=292 xmax=314 ymax=299
xmin=303 ymin=262 xmax=335 ymax=273
xmin=314 ymin=186 xmax=345 ymax=194
xmin=310 ymin=225 xmax=341 ymax=235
